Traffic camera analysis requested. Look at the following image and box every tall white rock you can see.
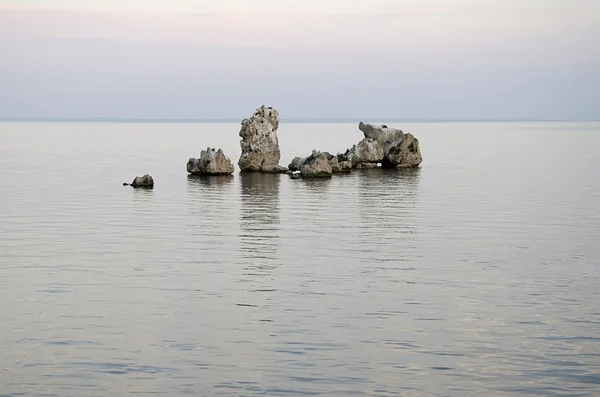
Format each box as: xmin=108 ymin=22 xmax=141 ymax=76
xmin=238 ymin=105 xmax=287 ymax=172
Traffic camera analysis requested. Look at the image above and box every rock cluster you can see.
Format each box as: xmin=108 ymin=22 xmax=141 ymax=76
xmin=288 ymin=122 xmax=422 ymax=178
xmin=238 ymin=105 xmax=288 ymax=173
xmin=187 ymin=147 xmax=235 ymax=175
xmin=357 ymin=122 xmax=422 ymax=168
xmin=125 ymin=108 xmax=423 ymax=187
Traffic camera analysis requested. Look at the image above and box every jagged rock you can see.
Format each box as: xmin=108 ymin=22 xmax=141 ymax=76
xmin=358 ymin=122 xmax=422 ymax=168
xmin=350 ymin=138 xmax=384 ymax=166
xmin=262 ymin=164 xmax=289 ymax=173
xmin=381 ymin=133 xmax=423 ymax=168
xmin=359 ymin=122 xmax=404 ymax=148
xmin=238 ymin=105 xmax=283 ymax=172
xmin=329 ymin=156 xmax=352 ymax=173
xmin=300 ymin=150 xmax=333 ymax=178
xmin=288 ymin=157 xmax=305 ymax=171
xmin=187 ymin=147 xmax=234 ymax=175
xmin=129 ymin=174 xmax=154 ymax=187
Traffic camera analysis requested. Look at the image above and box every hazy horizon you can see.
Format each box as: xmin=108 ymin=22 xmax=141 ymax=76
xmin=1 ymin=0 xmax=599 ymax=120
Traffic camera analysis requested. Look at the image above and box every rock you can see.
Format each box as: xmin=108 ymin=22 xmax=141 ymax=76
xmin=359 ymin=122 xmax=404 ymax=148
xmin=358 ymin=121 xmax=422 ymax=168
xmin=130 ymin=174 xmax=154 ymax=187
xmin=261 ymin=164 xmax=288 ymax=173
xmin=381 ymin=133 xmax=423 ymax=168
xmin=290 ymin=171 xmax=302 ymax=179
xmin=350 ymin=138 xmax=384 ymax=166
xmin=238 ymin=105 xmax=284 ymax=172
xmin=187 ymin=147 xmax=235 ymax=175
xmin=329 ymin=156 xmax=352 ymax=173
xmin=300 ymin=150 xmax=333 ymax=178
xmin=288 ymin=157 xmax=305 ymax=172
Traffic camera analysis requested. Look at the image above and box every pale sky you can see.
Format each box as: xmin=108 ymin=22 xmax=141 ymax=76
xmin=1 ymin=0 xmax=598 ymax=120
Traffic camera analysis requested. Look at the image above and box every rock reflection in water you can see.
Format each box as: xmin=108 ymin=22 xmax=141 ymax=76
xmin=356 ymin=167 xmax=421 ymax=264
xmin=239 ymin=173 xmax=281 ymax=275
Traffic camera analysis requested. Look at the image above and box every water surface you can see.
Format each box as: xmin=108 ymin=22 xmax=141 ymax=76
xmin=1 ymin=121 xmax=599 ymax=396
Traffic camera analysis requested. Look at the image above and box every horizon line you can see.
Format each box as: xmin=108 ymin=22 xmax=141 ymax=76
xmin=1 ymin=117 xmax=597 ymax=124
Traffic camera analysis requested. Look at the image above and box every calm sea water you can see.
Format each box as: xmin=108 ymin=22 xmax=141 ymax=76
xmin=1 ymin=121 xmax=599 ymax=396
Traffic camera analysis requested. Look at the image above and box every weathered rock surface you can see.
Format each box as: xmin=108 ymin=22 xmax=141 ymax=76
xmin=381 ymin=133 xmax=423 ymax=168
xmin=187 ymin=147 xmax=234 ymax=175
xmin=358 ymin=122 xmax=422 ymax=168
xmin=288 ymin=157 xmax=305 ymax=172
xmin=359 ymin=122 xmax=404 ymax=148
xmin=329 ymin=156 xmax=352 ymax=173
xmin=300 ymin=150 xmax=333 ymax=178
xmin=349 ymin=138 xmax=384 ymax=166
xmin=261 ymin=164 xmax=289 ymax=173
xmin=238 ymin=105 xmax=284 ymax=172
xmin=129 ymin=174 xmax=154 ymax=187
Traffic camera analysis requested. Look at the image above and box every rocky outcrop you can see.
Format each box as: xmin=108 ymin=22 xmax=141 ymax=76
xmin=359 ymin=122 xmax=404 ymax=148
xmin=381 ymin=133 xmax=423 ymax=168
xmin=290 ymin=171 xmax=302 ymax=179
xmin=346 ymin=138 xmax=384 ymax=167
xmin=358 ymin=122 xmax=422 ymax=168
xmin=288 ymin=157 xmax=305 ymax=172
xmin=238 ymin=105 xmax=286 ymax=173
xmin=187 ymin=147 xmax=235 ymax=175
xmin=300 ymin=150 xmax=333 ymax=178
xmin=128 ymin=174 xmax=154 ymax=187
xmin=261 ymin=164 xmax=288 ymax=173
xmin=329 ymin=156 xmax=352 ymax=173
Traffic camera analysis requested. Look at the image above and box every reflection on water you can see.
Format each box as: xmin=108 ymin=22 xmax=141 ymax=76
xmin=239 ymin=173 xmax=281 ymax=275
xmin=186 ymin=174 xmax=234 ymax=188
xmin=355 ymin=168 xmax=421 ymax=268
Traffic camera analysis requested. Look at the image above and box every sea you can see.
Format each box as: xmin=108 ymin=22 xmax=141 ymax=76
xmin=0 ymin=121 xmax=599 ymax=396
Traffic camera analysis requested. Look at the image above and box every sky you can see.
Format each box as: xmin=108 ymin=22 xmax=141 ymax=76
xmin=0 ymin=0 xmax=599 ymax=120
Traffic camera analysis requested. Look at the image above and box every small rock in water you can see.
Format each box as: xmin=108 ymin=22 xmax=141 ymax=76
xmin=130 ymin=174 xmax=154 ymax=188
xmin=290 ymin=171 xmax=302 ymax=179
xmin=187 ymin=147 xmax=235 ymax=175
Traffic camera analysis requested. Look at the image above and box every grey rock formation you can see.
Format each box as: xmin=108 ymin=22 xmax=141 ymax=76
xmin=129 ymin=174 xmax=154 ymax=187
xmin=238 ymin=105 xmax=284 ymax=172
xmin=359 ymin=122 xmax=404 ymax=148
xmin=288 ymin=157 xmax=305 ymax=172
xmin=187 ymin=147 xmax=235 ymax=175
xmin=300 ymin=150 xmax=333 ymax=178
xmin=261 ymin=164 xmax=289 ymax=173
xmin=358 ymin=122 xmax=422 ymax=168
xmin=329 ymin=156 xmax=352 ymax=173
xmin=381 ymin=133 xmax=423 ymax=168
xmin=349 ymin=138 xmax=384 ymax=166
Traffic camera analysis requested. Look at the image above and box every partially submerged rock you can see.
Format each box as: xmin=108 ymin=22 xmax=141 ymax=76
xmin=288 ymin=157 xmax=305 ymax=172
xmin=261 ymin=164 xmax=289 ymax=173
xmin=187 ymin=147 xmax=234 ymax=175
xmin=329 ymin=156 xmax=352 ymax=173
xmin=347 ymin=138 xmax=384 ymax=167
xmin=300 ymin=150 xmax=333 ymax=178
xmin=358 ymin=122 xmax=422 ymax=168
xmin=128 ymin=174 xmax=154 ymax=188
xmin=238 ymin=105 xmax=286 ymax=172
xmin=381 ymin=133 xmax=422 ymax=168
